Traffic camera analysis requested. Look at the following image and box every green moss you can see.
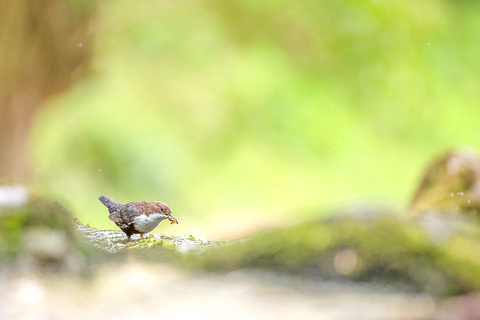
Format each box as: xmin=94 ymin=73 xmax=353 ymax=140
xmin=161 ymin=241 xmax=177 ymax=249
xmin=123 ymin=237 xmax=176 ymax=250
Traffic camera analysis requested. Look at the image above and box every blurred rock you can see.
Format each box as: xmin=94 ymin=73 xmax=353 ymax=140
xmin=409 ymin=149 xmax=480 ymax=216
xmin=0 ymin=194 xmax=98 ymax=272
xmin=187 ymin=209 xmax=480 ymax=296
xmin=22 ymin=228 xmax=69 ymax=259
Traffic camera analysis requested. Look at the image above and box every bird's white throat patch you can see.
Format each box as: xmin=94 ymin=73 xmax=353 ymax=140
xmin=133 ymin=213 xmax=166 ymax=233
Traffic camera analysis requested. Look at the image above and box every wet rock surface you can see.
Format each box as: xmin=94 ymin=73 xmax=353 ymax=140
xmin=76 ymin=223 xmax=227 ymax=253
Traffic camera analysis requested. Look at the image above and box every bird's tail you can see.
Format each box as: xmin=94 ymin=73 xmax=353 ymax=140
xmin=98 ymin=195 xmax=121 ymax=213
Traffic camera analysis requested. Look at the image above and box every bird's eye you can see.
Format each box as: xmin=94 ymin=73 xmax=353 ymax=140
xmin=161 ymin=208 xmax=164 ymax=211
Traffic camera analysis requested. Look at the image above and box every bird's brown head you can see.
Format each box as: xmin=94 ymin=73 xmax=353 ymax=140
xmin=152 ymin=201 xmax=178 ymax=224
xmin=152 ymin=201 xmax=171 ymax=214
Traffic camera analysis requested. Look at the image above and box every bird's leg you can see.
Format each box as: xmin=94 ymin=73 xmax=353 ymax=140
xmin=140 ymin=233 xmax=144 ymax=239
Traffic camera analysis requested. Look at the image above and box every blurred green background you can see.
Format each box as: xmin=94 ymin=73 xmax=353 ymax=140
xmin=28 ymin=0 xmax=480 ymax=239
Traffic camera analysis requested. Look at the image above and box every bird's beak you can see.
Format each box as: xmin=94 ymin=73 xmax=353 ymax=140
xmin=167 ymin=215 xmax=178 ymax=224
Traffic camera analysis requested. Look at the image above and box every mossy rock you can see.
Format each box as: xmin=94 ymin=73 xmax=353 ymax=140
xmin=409 ymin=149 xmax=480 ymax=216
xmin=123 ymin=237 xmax=175 ymax=250
xmin=0 ymin=194 xmax=98 ymax=270
xmin=185 ymin=210 xmax=480 ymax=296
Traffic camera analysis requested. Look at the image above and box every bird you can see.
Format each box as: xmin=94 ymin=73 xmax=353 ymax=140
xmin=98 ymin=195 xmax=178 ymax=240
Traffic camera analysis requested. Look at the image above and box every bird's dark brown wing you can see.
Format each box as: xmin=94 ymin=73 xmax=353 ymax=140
xmin=119 ymin=202 xmax=143 ymax=224
xmin=108 ymin=211 xmax=124 ymax=225
xmin=107 ymin=202 xmax=140 ymax=230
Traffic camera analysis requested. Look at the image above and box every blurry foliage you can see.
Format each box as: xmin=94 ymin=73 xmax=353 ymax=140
xmin=30 ymin=0 xmax=480 ymax=238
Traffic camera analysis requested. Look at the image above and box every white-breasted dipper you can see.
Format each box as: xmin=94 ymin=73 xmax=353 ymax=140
xmin=98 ymin=195 xmax=178 ymax=240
